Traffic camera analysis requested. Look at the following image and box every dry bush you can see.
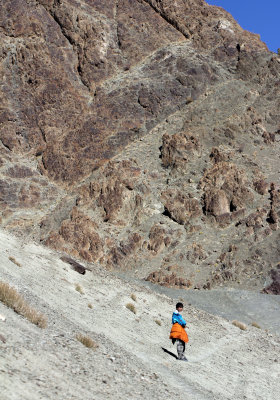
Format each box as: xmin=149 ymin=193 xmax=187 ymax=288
xmin=76 ymin=333 xmax=98 ymax=349
xmin=232 ymin=320 xmax=247 ymax=331
xmin=126 ymin=303 xmax=136 ymax=314
xmin=0 ymin=281 xmax=47 ymax=328
xmin=75 ymin=284 xmax=84 ymax=294
xmin=251 ymin=321 xmax=261 ymax=329
xmin=9 ymin=256 xmax=22 ymax=267
xmin=130 ymin=293 xmax=137 ymax=302
xmin=155 ymin=319 xmax=161 ymax=326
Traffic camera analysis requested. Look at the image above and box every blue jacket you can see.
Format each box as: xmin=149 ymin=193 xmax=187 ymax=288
xmin=172 ymin=311 xmax=186 ymax=327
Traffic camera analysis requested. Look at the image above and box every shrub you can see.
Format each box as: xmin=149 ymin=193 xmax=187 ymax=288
xmin=76 ymin=334 xmax=98 ymax=349
xmin=251 ymin=321 xmax=261 ymax=329
xmin=9 ymin=256 xmax=22 ymax=267
xmin=130 ymin=293 xmax=137 ymax=302
xmin=0 ymin=281 xmax=47 ymax=328
xmin=232 ymin=320 xmax=247 ymax=331
xmin=75 ymin=284 xmax=84 ymax=294
xmin=126 ymin=303 xmax=136 ymax=314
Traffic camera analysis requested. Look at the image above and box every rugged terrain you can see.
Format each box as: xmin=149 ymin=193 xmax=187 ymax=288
xmin=1 ymin=229 xmax=280 ymax=400
xmin=0 ymin=0 xmax=279 ymax=286
xmin=1 ymin=0 xmax=280 ymax=292
xmin=1 ymin=1 xmax=280 ymax=398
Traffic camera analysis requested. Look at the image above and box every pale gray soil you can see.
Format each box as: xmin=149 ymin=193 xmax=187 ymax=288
xmin=0 ymin=229 xmax=280 ymax=400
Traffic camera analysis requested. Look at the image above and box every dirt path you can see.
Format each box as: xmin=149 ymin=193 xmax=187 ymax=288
xmin=0 ymin=229 xmax=279 ymax=399
xmin=138 ymin=280 xmax=280 ymax=335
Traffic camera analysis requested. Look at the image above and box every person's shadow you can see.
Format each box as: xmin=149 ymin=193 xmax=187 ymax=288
xmin=161 ymin=347 xmax=178 ymax=359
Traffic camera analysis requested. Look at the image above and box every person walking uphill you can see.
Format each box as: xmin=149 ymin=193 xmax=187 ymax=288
xmin=169 ymin=302 xmax=189 ymax=361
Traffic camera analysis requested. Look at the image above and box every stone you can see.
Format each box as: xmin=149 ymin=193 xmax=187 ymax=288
xmin=148 ymin=225 xmax=171 ymax=254
xmin=254 ymin=180 xmax=269 ymax=195
xmin=60 ymin=256 xmax=86 ymax=275
xmin=46 ymin=207 xmax=103 ymax=262
xmin=161 ymin=132 xmax=200 ymax=170
xmin=263 ymin=264 xmax=280 ymax=295
xmin=0 ymin=314 xmax=6 ymax=322
xmin=107 ymin=233 xmax=143 ymax=268
xmin=161 ymin=190 xmax=201 ymax=225
xmin=200 ymin=161 xmax=254 ymax=221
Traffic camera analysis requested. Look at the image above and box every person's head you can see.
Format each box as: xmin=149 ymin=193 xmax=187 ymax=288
xmin=176 ymin=302 xmax=183 ymax=312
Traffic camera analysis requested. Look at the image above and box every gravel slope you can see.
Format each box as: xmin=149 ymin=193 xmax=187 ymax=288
xmin=0 ymin=229 xmax=279 ymax=400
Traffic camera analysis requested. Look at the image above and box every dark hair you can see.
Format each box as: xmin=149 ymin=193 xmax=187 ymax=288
xmin=176 ymin=302 xmax=183 ymax=309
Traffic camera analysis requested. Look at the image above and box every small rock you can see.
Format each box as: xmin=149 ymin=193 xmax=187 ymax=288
xmin=0 ymin=314 xmax=6 ymax=322
xmin=0 ymin=334 xmax=6 ymax=343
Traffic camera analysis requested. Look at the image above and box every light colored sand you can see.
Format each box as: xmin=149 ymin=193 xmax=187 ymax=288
xmin=0 ymin=228 xmax=279 ymax=400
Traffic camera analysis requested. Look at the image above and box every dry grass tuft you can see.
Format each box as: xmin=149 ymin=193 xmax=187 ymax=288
xmin=9 ymin=256 xmax=22 ymax=267
xmin=0 ymin=281 xmax=47 ymax=328
xmin=76 ymin=333 xmax=98 ymax=349
xmin=126 ymin=302 xmax=136 ymax=314
xmin=130 ymin=293 xmax=137 ymax=302
xmin=75 ymin=284 xmax=84 ymax=294
xmin=251 ymin=321 xmax=261 ymax=329
xmin=232 ymin=320 xmax=247 ymax=331
xmin=155 ymin=319 xmax=161 ymax=326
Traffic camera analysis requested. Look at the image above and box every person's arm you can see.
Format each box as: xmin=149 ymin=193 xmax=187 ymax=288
xmin=173 ymin=313 xmax=187 ymax=327
xmin=179 ymin=314 xmax=187 ymax=327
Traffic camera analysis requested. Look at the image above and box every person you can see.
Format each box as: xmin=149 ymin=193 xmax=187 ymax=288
xmin=169 ymin=302 xmax=188 ymax=361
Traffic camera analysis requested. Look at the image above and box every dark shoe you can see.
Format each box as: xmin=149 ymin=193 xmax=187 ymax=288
xmin=178 ymin=357 xmax=188 ymax=362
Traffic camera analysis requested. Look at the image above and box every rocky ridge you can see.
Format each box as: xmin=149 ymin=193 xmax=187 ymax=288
xmin=1 ymin=0 xmax=280 ymax=292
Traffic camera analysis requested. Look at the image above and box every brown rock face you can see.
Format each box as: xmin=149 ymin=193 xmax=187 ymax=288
xmin=200 ymin=161 xmax=253 ymax=219
xmin=148 ymin=224 xmax=171 ymax=254
xmin=263 ymin=265 xmax=280 ymax=295
xmin=161 ymin=132 xmax=200 ymax=170
xmin=145 ymin=270 xmax=191 ymax=289
xmin=1 ymin=0 xmax=280 ymax=292
xmin=46 ymin=207 xmax=103 ymax=262
xmin=0 ymin=0 xmax=267 ymax=183
xmin=142 ymin=0 xmax=267 ymax=54
xmin=161 ymin=190 xmax=201 ymax=225
xmin=76 ymin=160 xmax=144 ymax=224
xmin=254 ymin=179 xmax=269 ymax=196
xmin=107 ymin=233 xmax=143 ymax=269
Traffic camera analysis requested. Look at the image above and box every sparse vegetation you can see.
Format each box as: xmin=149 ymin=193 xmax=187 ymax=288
xmin=9 ymin=256 xmax=22 ymax=267
xmin=251 ymin=321 xmax=261 ymax=329
xmin=76 ymin=333 xmax=98 ymax=349
xmin=88 ymin=303 xmax=93 ymax=309
xmin=232 ymin=320 xmax=247 ymax=331
xmin=75 ymin=284 xmax=84 ymax=294
xmin=179 ymin=297 xmax=184 ymax=303
xmin=126 ymin=302 xmax=136 ymax=314
xmin=155 ymin=319 xmax=161 ymax=326
xmin=0 ymin=281 xmax=47 ymax=328
xmin=130 ymin=293 xmax=137 ymax=302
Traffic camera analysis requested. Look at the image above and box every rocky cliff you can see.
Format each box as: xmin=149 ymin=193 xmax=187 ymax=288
xmin=1 ymin=0 xmax=280 ymax=292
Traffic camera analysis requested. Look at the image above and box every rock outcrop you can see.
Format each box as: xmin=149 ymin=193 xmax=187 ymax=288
xmin=263 ymin=264 xmax=280 ymax=295
xmin=200 ymin=161 xmax=253 ymax=220
xmin=1 ymin=0 xmax=280 ymax=292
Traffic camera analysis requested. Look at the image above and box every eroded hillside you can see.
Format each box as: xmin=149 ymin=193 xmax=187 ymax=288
xmin=1 ymin=0 xmax=280 ymax=291
xmin=1 ymin=229 xmax=280 ymax=400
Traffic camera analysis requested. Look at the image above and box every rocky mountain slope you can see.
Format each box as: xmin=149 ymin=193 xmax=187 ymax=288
xmin=1 ymin=229 xmax=280 ymax=400
xmin=1 ymin=0 xmax=280 ymax=292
